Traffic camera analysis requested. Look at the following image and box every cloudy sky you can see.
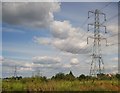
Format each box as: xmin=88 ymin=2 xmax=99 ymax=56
xmin=1 ymin=2 xmax=119 ymax=78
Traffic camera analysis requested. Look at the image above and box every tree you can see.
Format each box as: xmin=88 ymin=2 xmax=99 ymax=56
xmin=69 ymin=71 xmax=74 ymax=76
xmin=52 ymin=71 xmax=75 ymax=81
xmin=53 ymin=72 xmax=65 ymax=80
xmin=78 ymin=74 xmax=86 ymax=80
xmin=65 ymin=71 xmax=75 ymax=81
xmin=116 ymin=74 xmax=120 ymax=80
xmin=97 ymin=73 xmax=106 ymax=80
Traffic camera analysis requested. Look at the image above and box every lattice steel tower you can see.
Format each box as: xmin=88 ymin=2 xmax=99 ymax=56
xmin=87 ymin=9 xmax=107 ymax=77
xmin=14 ymin=65 xmax=17 ymax=77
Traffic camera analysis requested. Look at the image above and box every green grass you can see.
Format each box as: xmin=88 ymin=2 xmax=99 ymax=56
xmin=2 ymin=79 xmax=120 ymax=92
xmin=0 ymin=79 xmax=2 ymax=92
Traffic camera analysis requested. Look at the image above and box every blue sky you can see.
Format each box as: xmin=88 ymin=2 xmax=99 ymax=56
xmin=1 ymin=2 xmax=118 ymax=78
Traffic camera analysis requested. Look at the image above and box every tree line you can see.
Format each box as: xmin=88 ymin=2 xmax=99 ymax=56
xmin=3 ymin=71 xmax=120 ymax=81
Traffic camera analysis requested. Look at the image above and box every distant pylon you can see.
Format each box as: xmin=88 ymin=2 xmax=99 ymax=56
xmin=87 ymin=9 xmax=107 ymax=77
xmin=14 ymin=65 xmax=17 ymax=77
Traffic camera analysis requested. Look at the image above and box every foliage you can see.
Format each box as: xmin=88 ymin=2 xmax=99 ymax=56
xmin=51 ymin=71 xmax=75 ymax=81
xmin=52 ymin=72 xmax=65 ymax=80
xmin=2 ymin=72 xmax=120 ymax=92
xmin=2 ymin=79 xmax=119 ymax=91
xmin=78 ymin=74 xmax=86 ymax=80
xmin=116 ymin=74 xmax=120 ymax=80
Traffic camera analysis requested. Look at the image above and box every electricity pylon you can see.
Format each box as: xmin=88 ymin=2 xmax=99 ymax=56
xmin=87 ymin=9 xmax=107 ymax=77
xmin=14 ymin=65 xmax=17 ymax=77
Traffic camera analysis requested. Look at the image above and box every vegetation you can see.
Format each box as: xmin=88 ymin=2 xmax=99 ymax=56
xmin=2 ymin=71 xmax=120 ymax=92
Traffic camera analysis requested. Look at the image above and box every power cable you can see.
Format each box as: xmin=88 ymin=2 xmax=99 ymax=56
xmin=53 ymin=2 xmax=114 ymax=62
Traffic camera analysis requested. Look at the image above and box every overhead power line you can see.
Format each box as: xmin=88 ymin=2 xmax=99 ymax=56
xmin=106 ymin=43 xmax=120 ymax=46
xmin=53 ymin=2 xmax=114 ymax=62
xmin=106 ymin=33 xmax=119 ymax=38
xmin=62 ymin=2 xmax=113 ymax=55
xmin=101 ymin=13 xmax=118 ymax=25
xmin=99 ymin=2 xmax=112 ymax=11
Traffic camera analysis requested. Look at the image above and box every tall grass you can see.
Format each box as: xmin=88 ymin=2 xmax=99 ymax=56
xmin=2 ymin=79 xmax=119 ymax=91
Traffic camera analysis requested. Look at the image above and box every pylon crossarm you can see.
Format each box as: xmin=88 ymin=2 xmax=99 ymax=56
xmin=98 ymin=12 xmax=106 ymax=21
xmin=99 ymin=25 xmax=107 ymax=33
xmin=101 ymin=38 xmax=107 ymax=46
xmin=87 ymin=36 xmax=94 ymax=44
xmin=88 ymin=11 xmax=94 ymax=18
xmin=88 ymin=23 xmax=94 ymax=31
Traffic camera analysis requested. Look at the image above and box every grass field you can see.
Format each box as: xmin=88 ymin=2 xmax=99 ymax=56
xmin=2 ymin=78 xmax=120 ymax=92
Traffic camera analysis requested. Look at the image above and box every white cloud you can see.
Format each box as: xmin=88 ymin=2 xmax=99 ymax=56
xmin=3 ymin=2 xmax=92 ymax=55
xmin=0 ymin=56 xmax=4 ymax=62
xmin=33 ymin=36 xmax=51 ymax=45
xmin=2 ymin=26 xmax=25 ymax=33
xmin=52 ymin=38 xmax=91 ymax=54
xmin=32 ymin=56 xmax=61 ymax=64
xmin=2 ymin=58 xmax=35 ymax=77
xmin=32 ymin=9 xmax=93 ymax=54
xmin=34 ymin=33 xmax=92 ymax=54
xmin=111 ymin=57 xmax=118 ymax=62
xmin=2 ymin=2 xmax=60 ymax=28
xmin=2 ymin=58 xmax=33 ymax=68
xmin=70 ymin=58 xmax=79 ymax=65
xmin=50 ymin=20 xmax=82 ymax=39
xmin=105 ymin=65 xmax=118 ymax=74
xmin=2 ymin=57 xmax=62 ymax=75
xmin=19 ymin=67 xmax=33 ymax=71
xmin=62 ymin=64 xmax=71 ymax=68
xmin=107 ymin=24 xmax=118 ymax=34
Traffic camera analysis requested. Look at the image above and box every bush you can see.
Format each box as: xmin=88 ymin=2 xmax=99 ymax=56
xmin=52 ymin=72 xmax=65 ymax=80
xmin=115 ymin=74 xmax=120 ymax=80
xmin=51 ymin=71 xmax=75 ymax=81
xmin=78 ymin=74 xmax=86 ymax=80
xmin=65 ymin=71 xmax=75 ymax=81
